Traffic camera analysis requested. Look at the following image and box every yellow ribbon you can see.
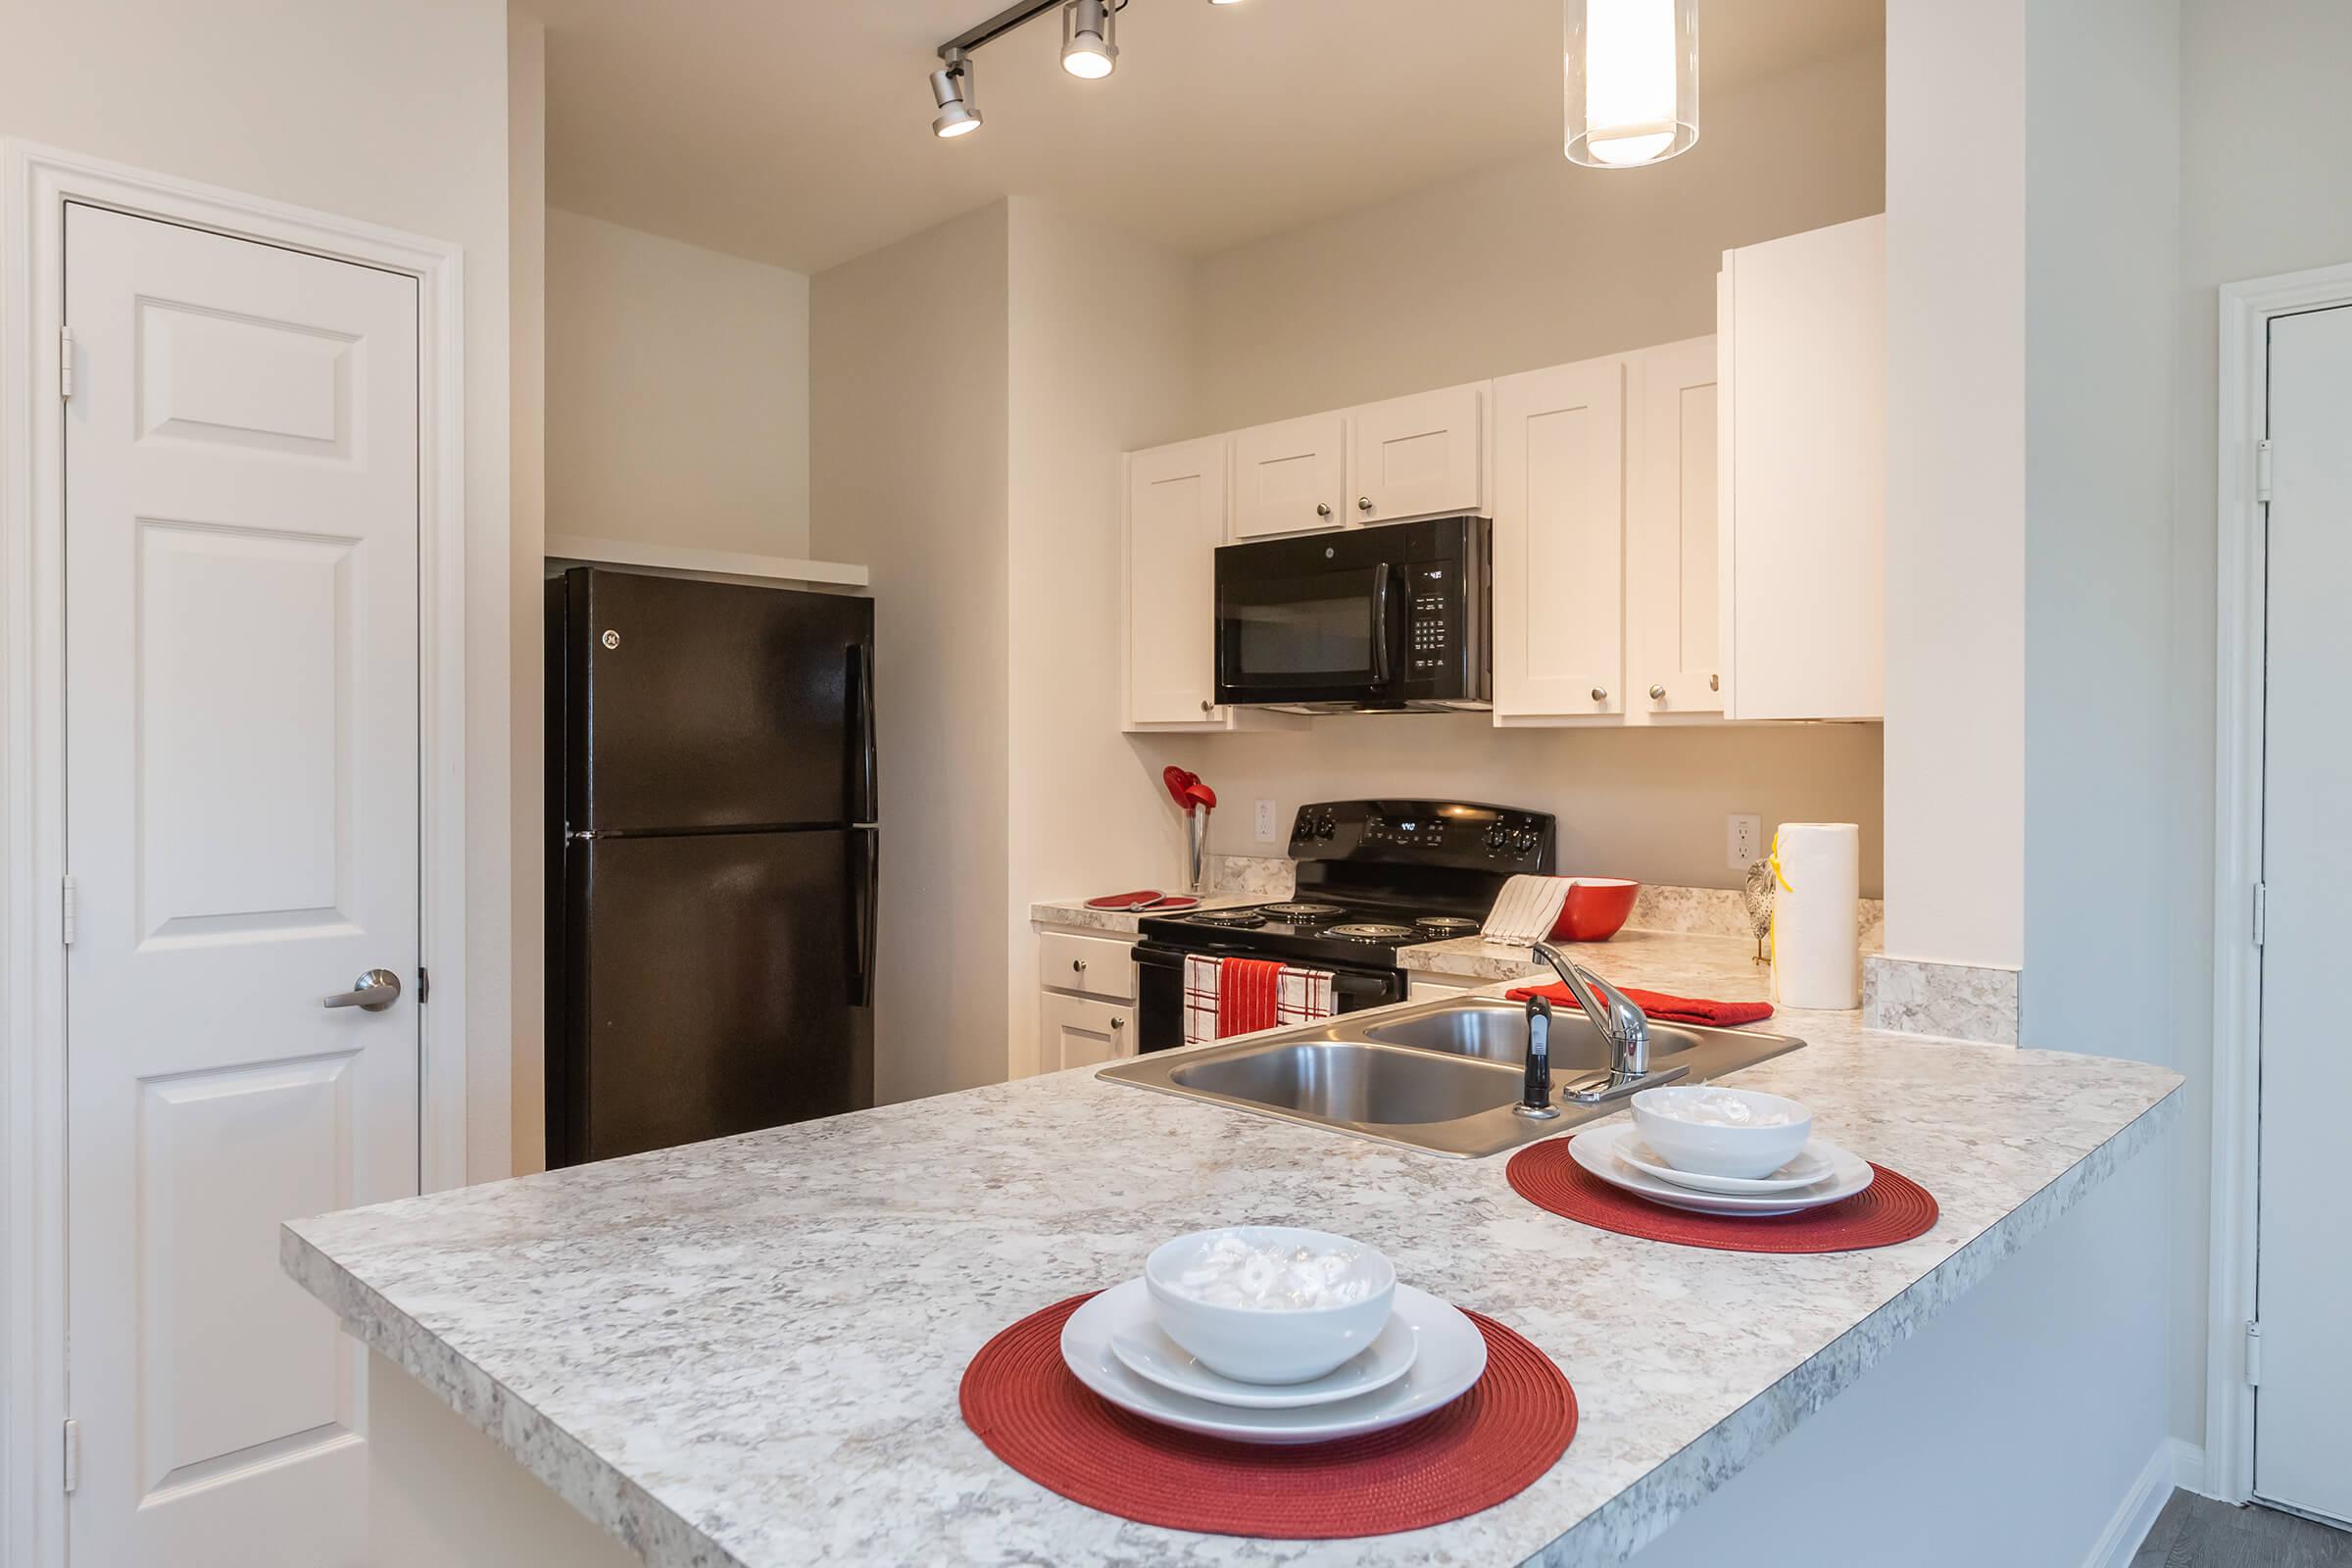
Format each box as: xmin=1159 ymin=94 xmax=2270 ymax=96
xmin=1767 ymin=830 xmax=1794 ymax=1001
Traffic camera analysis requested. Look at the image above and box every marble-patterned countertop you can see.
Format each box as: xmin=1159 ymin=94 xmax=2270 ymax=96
xmin=1029 ymin=890 xmax=1265 ymax=935
xmin=284 ymin=956 xmax=2180 ymax=1568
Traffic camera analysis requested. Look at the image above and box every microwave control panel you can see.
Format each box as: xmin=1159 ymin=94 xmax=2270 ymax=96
xmin=1406 ymin=564 xmax=1454 ymax=676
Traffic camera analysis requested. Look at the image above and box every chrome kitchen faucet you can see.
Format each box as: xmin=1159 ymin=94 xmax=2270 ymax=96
xmin=1516 ymin=942 xmax=1689 ymax=1116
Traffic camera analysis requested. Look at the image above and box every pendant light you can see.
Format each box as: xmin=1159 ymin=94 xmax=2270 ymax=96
xmin=1564 ymin=0 xmax=1698 ymax=169
xmin=1061 ymin=0 xmax=1118 ymax=79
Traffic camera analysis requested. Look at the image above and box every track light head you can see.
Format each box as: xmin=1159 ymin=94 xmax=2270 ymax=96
xmin=930 ymin=47 xmax=981 ymax=137
xmin=1061 ymin=0 xmax=1117 ymax=79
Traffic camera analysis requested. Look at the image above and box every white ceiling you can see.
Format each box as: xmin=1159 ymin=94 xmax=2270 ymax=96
xmin=532 ymin=0 xmax=1884 ymax=275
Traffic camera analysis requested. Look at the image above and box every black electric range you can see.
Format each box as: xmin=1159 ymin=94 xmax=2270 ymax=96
xmin=1131 ymin=799 xmax=1556 ymax=1052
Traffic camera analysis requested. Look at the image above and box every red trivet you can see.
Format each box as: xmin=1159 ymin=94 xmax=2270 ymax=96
xmin=1506 ymin=1137 xmax=1939 ymax=1253
xmin=960 ymin=1294 xmax=1577 ymax=1540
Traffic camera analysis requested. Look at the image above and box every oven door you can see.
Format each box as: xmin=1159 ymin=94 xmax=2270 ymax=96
xmin=1214 ymin=558 xmax=1404 ymax=707
xmin=1131 ymin=940 xmax=1406 ymax=1053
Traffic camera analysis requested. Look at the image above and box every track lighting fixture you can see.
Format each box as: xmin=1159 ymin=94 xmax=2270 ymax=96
xmin=1061 ymin=0 xmax=1118 ymax=79
xmin=930 ymin=46 xmax=980 ymax=138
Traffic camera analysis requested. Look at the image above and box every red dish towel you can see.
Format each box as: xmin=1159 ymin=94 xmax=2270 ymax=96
xmin=1502 ymin=981 xmax=1774 ymax=1029
xmin=1182 ymin=956 xmax=1336 ymax=1046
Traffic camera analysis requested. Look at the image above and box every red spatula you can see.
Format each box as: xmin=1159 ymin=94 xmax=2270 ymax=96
xmin=1162 ymin=765 xmax=1200 ymax=814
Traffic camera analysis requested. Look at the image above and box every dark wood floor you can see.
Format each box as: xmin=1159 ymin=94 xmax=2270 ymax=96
xmin=2133 ymin=1493 xmax=2352 ymax=1568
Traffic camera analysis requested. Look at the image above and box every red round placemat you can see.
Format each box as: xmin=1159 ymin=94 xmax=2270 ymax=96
xmin=1506 ymin=1136 xmax=1938 ymax=1253
xmin=959 ymin=1294 xmax=1576 ymax=1539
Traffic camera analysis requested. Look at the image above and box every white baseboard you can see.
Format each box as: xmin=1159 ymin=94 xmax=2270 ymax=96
xmin=2084 ymin=1439 xmax=2203 ymax=1568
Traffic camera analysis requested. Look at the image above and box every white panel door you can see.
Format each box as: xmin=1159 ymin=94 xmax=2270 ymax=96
xmin=1040 ymin=991 xmax=1135 ymax=1072
xmin=64 ymin=205 xmax=421 ymax=1567
xmin=1348 ymin=383 xmax=1484 ymax=524
xmin=1625 ymin=337 xmax=1722 ymax=721
xmin=2256 ymin=301 xmax=2352 ymax=1529
xmin=1232 ymin=414 xmax=1347 ymax=538
xmin=1125 ymin=438 xmax=1229 ymax=726
xmin=1492 ymin=358 xmax=1626 ymax=720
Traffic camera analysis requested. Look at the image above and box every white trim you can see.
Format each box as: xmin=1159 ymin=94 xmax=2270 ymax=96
xmin=545 ymin=533 xmax=868 ymax=589
xmin=2082 ymin=1438 xmax=2196 ymax=1568
xmin=2208 ymin=258 xmax=2352 ymax=1512
xmin=0 ymin=140 xmax=472 ymax=1568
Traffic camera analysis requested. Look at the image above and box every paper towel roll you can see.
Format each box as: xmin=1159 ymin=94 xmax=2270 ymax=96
xmin=1771 ymin=823 xmax=1860 ymax=1009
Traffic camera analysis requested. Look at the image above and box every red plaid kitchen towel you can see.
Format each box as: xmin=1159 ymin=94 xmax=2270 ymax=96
xmin=1182 ymin=956 xmax=1337 ymax=1046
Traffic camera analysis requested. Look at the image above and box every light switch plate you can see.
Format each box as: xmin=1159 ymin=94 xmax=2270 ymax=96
xmin=1254 ymin=799 xmax=1279 ymax=843
xmin=1728 ymin=813 xmax=1763 ymax=870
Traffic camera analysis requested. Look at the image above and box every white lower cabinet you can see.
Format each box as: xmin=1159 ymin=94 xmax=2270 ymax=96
xmin=1406 ymin=974 xmax=1482 ymax=1003
xmin=1493 ymin=357 xmax=1627 ymax=721
xmin=1040 ymin=991 xmax=1137 ymax=1073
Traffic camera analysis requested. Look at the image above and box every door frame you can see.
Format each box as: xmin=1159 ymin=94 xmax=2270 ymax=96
xmin=2207 ymin=258 xmax=2352 ymax=1507
xmin=0 ymin=141 xmax=471 ymax=1566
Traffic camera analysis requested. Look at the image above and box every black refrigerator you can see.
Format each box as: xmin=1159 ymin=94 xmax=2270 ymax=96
xmin=545 ymin=566 xmax=877 ymax=1168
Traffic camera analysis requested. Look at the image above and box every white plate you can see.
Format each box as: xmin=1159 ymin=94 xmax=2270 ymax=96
xmin=1060 ymin=1280 xmax=1486 ymax=1445
xmin=1109 ymin=1292 xmax=1418 ymax=1408
xmin=1572 ymin=1124 xmax=1873 ymax=1216
xmin=1613 ymin=1135 xmax=1839 ymax=1195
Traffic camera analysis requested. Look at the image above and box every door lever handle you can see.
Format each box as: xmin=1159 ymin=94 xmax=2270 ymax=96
xmin=323 ymin=968 xmax=403 ymax=1011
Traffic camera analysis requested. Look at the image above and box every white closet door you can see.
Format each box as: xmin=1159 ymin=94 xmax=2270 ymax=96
xmin=64 ymin=204 xmax=422 ymax=1566
xmin=1492 ymin=358 xmax=1626 ymax=719
xmin=2256 ymin=300 xmax=2352 ymax=1529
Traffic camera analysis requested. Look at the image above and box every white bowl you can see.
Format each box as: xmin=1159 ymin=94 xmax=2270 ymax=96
xmin=1631 ymin=1086 xmax=1813 ymax=1181
xmin=1143 ymin=1227 xmax=1396 ymax=1386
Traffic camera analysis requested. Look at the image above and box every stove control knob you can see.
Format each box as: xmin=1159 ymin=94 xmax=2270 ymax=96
xmin=1314 ymin=815 xmax=1337 ymax=841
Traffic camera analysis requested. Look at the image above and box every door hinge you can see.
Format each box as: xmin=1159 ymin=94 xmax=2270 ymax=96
xmin=2245 ymin=1320 xmax=2264 ymax=1387
xmin=61 ymin=874 xmax=76 ymax=946
xmin=2256 ymin=439 xmax=2274 ymax=503
xmin=2252 ymin=881 xmax=2267 ymax=948
xmin=58 ymin=325 xmax=74 ymax=401
xmin=61 ymin=1418 xmax=78 ymax=1494
xmin=416 ymin=965 xmax=430 ymax=1004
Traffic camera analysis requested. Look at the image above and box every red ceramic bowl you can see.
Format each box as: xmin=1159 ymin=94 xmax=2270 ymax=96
xmin=1549 ymin=878 xmax=1640 ymax=942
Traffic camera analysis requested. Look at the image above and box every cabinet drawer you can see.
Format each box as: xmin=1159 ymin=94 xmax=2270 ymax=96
xmin=1040 ymin=991 xmax=1137 ymax=1073
xmin=1407 ymin=974 xmax=1481 ymax=1003
xmin=1038 ymin=929 xmax=1137 ymax=1002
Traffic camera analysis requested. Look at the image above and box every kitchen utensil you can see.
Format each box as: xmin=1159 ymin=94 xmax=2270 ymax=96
xmin=1187 ymin=808 xmax=1210 ymax=895
xmin=1547 ymin=877 xmax=1640 ymax=942
xmin=1632 ymin=1085 xmax=1813 ymax=1179
xmin=1143 ymin=1226 xmax=1395 ymax=1384
xmin=1109 ymin=1306 xmax=1418 ymax=1409
xmin=1162 ymin=764 xmax=1200 ymax=813
xmin=1569 ymin=1125 xmax=1872 ymax=1216
xmin=1058 ymin=1280 xmax=1486 ymax=1445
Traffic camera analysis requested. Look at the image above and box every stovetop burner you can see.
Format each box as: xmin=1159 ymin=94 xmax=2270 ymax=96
xmin=1412 ymin=915 xmax=1482 ymax=935
xmin=1191 ymin=908 xmax=1268 ymax=928
xmin=1260 ymin=901 xmax=1347 ymax=920
xmin=1326 ymin=922 xmax=1419 ymax=942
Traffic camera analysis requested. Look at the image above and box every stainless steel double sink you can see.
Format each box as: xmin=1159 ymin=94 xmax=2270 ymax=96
xmin=1098 ymin=995 xmax=1803 ymax=1158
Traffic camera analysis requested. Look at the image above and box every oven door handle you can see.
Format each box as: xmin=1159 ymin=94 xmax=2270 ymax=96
xmin=1368 ymin=562 xmax=1396 ymax=687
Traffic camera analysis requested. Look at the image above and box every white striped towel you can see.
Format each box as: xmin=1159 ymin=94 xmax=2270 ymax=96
xmin=1480 ymin=875 xmax=1573 ymax=946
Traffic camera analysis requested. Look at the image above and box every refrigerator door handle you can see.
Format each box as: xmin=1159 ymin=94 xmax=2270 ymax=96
xmin=850 ymin=827 xmax=879 ymax=1007
xmin=848 ymin=639 xmax=878 ymax=825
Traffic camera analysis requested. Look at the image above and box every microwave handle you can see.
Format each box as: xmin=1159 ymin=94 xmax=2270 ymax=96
xmin=1369 ymin=562 xmax=1396 ymax=687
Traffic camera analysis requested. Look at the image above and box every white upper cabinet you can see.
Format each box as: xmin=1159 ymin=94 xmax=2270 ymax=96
xmin=1718 ymin=214 xmax=1886 ymax=721
xmin=1624 ymin=336 xmax=1723 ymax=720
xmin=1125 ymin=437 xmax=1230 ymax=727
xmin=1231 ymin=414 xmax=1347 ymax=538
xmin=1493 ymin=358 xmax=1626 ymax=720
xmin=1348 ymin=383 xmax=1486 ymax=524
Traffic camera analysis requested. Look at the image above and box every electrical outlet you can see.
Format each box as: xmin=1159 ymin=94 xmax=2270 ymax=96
xmin=1728 ymin=813 xmax=1763 ymax=870
xmin=1253 ymin=799 xmax=1280 ymax=844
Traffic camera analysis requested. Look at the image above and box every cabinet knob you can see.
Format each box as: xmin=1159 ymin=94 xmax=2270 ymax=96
xmin=1200 ymin=699 xmax=1213 ymax=713
xmin=1357 ymin=496 xmax=1374 ymax=513
xmin=1591 ymin=687 xmax=1608 ymax=702
xmin=1649 ymin=684 xmax=1666 ymax=701
xmin=1110 ymin=1016 xmax=1126 ymax=1029
xmin=1710 ymin=673 xmax=1721 ymax=692
xmin=1316 ymin=503 xmax=1333 ymax=517
xmin=1072 ymin=958 xmax=1088 ymax=973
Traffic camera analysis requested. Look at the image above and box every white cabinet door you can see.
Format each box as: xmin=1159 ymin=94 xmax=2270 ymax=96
xmin=1126 ymin=438 xmax=1229 ymax=726
xmin=1040 ymin=991 xmax=1137 ymax=1072
xmin=1348 ymin=383 xmax=1485 ymax=524
xmin=1492 ymin=359 xmax=1627 ymax=720
xmin=1232 ymin=414 xmax=1347 ymax=538
xmin=1719 ymin=214 xmax=1886 ymax=720
xmin=1625 ymin=336 xmax=1723 ymax=721
xmin=63 ymin=205 xmax=420 ymax=1568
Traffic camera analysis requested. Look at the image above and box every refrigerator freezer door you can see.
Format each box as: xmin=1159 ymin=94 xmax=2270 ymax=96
xmin=563 ymin=567 xmax=877 ymax=833
xmin=552 ymin=829 xmax=875 ymax=1166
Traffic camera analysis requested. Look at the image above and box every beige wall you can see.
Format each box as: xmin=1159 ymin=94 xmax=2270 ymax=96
xmin=1158 ymin=46 xmax=1889 ymax=900
xmin=0 ymin=0 xmax=516 ymax=1181
xmin=548 ymin=209 xmax=811 ymax=558
xmin=509 ymin=8 xmax=548 ymax=1175
xmin=810 ymin=202 xmax=1010 ymax=1104
xmin=1004 ymin=200 xmax=1200 ymax=1070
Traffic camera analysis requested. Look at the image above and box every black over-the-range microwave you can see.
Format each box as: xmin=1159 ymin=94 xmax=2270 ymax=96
xmin=1212 ymin=514 xmax=1492 ymax=712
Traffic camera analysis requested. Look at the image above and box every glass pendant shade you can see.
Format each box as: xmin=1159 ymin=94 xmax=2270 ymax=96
xmin=1564 ymin=0 xmax=1698 ymax=168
